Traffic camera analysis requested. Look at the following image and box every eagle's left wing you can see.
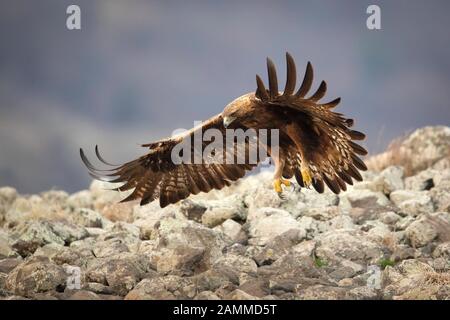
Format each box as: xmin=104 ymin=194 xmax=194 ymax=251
xmin=81 ymin=114 xmax=260 ymax=208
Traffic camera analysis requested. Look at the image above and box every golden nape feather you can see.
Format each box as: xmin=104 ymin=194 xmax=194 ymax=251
xmin=80 ymin=52 xmax=367 ymax=208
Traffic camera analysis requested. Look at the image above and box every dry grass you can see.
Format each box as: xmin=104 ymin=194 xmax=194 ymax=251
xmin=422 ymin=271 xmax=450 ymax=286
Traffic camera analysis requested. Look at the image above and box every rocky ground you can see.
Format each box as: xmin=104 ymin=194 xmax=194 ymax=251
xmin=1 ymin=126 xmax=450 ymax=300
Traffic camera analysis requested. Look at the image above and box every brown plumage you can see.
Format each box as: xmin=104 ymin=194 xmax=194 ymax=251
xmin=81 ymin=52 xmax=367 ymax=208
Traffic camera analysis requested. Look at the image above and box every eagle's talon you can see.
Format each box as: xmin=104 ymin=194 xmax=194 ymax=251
xmin=277 ymin=192 xmax=286 ymax=200
xmin=291 ymin=182 xmax=301 ymax=192
xmin=274 ymin=178 xmax=291 ymax=199
xmin=301 ymin=167 xmax=312 ymax=187
xmin=273 ymin=179 xmax=283 ymax=194
xmin=281 ymin=179 xmax=291 ymax=187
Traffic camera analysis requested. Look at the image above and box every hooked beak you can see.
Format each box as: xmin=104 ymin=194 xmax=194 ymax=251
xmin=223 ymin=116 xmax=236 ymax=128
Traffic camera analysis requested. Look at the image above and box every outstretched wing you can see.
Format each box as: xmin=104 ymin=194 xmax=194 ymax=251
xmin=81 ymin=114 xmax=260 ymax=208
xmin=255 ymin=52 xmax=367 ymax=194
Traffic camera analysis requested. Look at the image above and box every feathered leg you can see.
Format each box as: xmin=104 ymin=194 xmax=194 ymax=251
xmin=285 ymin=123 xmax=313 ymax=188
xmin=271 ymin=149 xmax=291 ymax=198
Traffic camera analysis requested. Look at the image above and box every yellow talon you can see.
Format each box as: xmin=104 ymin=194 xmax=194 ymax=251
xmin=274 ymin=178 xmax=291 ymax=195
xmin=273 ymin=179 xmax=283 ymax=193
xmin=301 ymin=167 xmax=312 ymax=187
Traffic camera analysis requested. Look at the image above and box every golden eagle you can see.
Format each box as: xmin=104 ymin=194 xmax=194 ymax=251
xmin=81 ymin=53 xmax=367 ymax=208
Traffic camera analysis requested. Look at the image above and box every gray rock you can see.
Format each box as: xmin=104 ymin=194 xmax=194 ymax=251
xmin=66 ymin=290 xmax=101 ymax=300
xmin=366 ymin=223 xmax=393 ymax=245
xmin=40 ymin=190 xmax=69 ymax=207
xmin=0 ymin=187 xmax=18 ymax=206
xmin=237 ymin=279 xmax=270 ymax=298
xmin=398 ymin=126 xmax=450 ymax=173
xmin=0 ymin=187 xmax=17 ymax=225
xmin=405 ymin=218 xmax=438 ymax=247
xmin=292 ymin=240 xmax=317 ymax=258
xmin=432 ymin=242 xmax=450 ymax=259
xmin=398 ymin=197 xmax=434 ymax=217
xmin=263 ymin=254 xmax=329 ymax=288
xmin=390 ymin=190 xmax=422 ymax=206
xmin=154 ymin=217 xmax=230 ymax=274
xmin=296 ymin=285 xmax=347 ymax=300
xmin=390 ymin=244 xmax=418 ymax=262
xmin=212 ymin=254 xmax=258 ymax=282
xmin=379 ymin=211 xmax=401 ymax=225
xmin=33 ymin=243 xmax=65 ymax=259
xmin=92 ymin=239 xmax=130 ymax=258
xmin=247 ymin=208 xmax=306 ymax=245
xmin=85 ymin=227 xmax=106 ymax=237
xmin=405 ymin=169 xmax=437 ymax=191
xmin=429 ymin=182 xmax=450 ymax=213
xmin=155 ymin=246 xmax=205 ymax=275
xmin=327 ymin=215 xmax=356 ymax=230
xmin=194 ymin=290 xmax=221 ymax=300
xmin=0 ymin=258 xmax=22 ymax=273
xmin=4 ymin=197 xmax=36 ymax=226
xmin=300 ymin=206 xmax=341 ymax=221
xmin=395 ymin=216 xmax=415 ymax=230
xmin=373 ymin=166 xmax=405 ymax=195
xmin=125 ymin=276 xmax=195 ymax=300
xmin=71 ymin=208 xmax=112 ymax=228
xmin=202 ymin=206 xmax=243 ymax=228
xmin=226 ymin=289 xmax=260 ymax=300
xmin=48 ymin=221 xmax=89 ymax=244
xmin=341 ymin=189 xmax=390 ymax=209
xmin=390 ymin=190 xmax=434 ymax=216
xmin=191 ymin=195 xmax=247 ymax=227
xmin=10 ymin=221 xmax=65 ymax=256
xmin=86 ymin=253 xmax=150 ymax=296
xmin=315 ymin=230 xmax=384 ymax=265
xmin=82 ymin=282 xmax=114 ymax=295
xmin=0 ymin=230 xmax=18 ymax=258
xmin=67 ymin=190 xmax=94 ymax=209
xmin=345 ymin=286 xmax=380 ymax=300
xmin=349 ymin=205 xmax=398 ymax=225
xmin=178 ymin=199 xmax=207 ymax=222
xmin=213 ymin=219 xmax=247 ymax=244
xmin=254 ymin=229 xmax=305 ymax=266
xmin=5 ymin=256 xmax=66 ymax=297
xmin=51 ymin=245 xmax=94 ymax=268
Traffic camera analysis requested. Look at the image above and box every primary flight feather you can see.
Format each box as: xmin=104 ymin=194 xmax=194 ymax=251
xmin=80 ymin=53 xmax=367 ymax=208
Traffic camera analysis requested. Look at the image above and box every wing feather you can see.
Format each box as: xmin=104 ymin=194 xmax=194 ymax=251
xmin=254 ymin=52 xmax=367 ymax=194
xmin=81 ymin=114 xmax=259 ymax=208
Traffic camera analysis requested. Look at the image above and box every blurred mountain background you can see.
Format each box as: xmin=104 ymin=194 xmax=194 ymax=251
xmin=0 ymin=0 xmax=449 ymax=193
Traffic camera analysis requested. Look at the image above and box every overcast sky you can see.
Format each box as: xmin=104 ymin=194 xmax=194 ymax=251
xmin=0 ymin=0 xmax=449 ymax=194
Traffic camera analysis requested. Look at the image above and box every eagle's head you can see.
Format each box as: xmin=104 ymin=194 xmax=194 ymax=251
xmin=222 ymin=93 xmax=258 ymax=128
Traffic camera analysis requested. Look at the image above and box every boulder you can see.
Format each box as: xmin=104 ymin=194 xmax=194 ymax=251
xmin=247 ymin=208 xmax=306 ymax=245
xmin=5 ymin=256 xmax=66 ymax=297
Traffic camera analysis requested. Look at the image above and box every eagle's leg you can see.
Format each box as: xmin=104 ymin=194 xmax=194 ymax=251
xmin=272 ymin=151 xmax=290 ymax=197
xmin=300 ymin=164 xmax=312 ymax=187
xmin=286 ymin=124 xmax=313 ymax=188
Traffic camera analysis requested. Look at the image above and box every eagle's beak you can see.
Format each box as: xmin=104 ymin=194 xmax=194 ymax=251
xmin=223 ymin=116 xmax=236 ymax=128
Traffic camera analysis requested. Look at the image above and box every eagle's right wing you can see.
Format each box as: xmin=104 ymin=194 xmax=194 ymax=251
xmin=80 ymin=114 xmax=260 ymax=208
xmin=254 ymin=53 xmax=368 ymax=194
